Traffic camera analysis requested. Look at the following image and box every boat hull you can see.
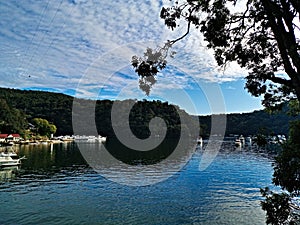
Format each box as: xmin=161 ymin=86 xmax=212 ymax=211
xmin=0 ymin=160 xmax=21 ymax=167
xmin=0 ymin=152 xmax=23 ymax=167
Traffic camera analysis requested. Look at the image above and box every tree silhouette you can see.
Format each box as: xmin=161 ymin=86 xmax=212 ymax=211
xmin=132 ymin=0 xmax=300 ymax=108
xmin=131 ymin=0 xmax=300 ymax=222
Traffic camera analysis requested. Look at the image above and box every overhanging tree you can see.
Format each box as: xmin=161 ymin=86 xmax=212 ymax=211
xmin=132 ymin=0 xmax=300 ymax=108
xmin=131 ymin=0 xmax=300 ymax=223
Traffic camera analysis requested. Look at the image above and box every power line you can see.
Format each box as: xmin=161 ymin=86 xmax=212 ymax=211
xmin=19 ymin=0 xmax=51 ymax=77
xmin=23 ymin=0 xmax=63 ymax=78
xmin=34 ymin=2 xmax=77 ymax=79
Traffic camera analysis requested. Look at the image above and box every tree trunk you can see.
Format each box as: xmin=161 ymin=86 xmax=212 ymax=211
xmin=294 ymin=82 xmax=300 ymax=103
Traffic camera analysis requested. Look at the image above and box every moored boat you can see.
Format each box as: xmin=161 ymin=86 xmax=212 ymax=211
xmin=97 ymin=135 xmax=107 ymax=142
xmin=74 ymin=135 xmax=106 ymax=143
xmin=235 ymin=138 xmax=242 ymax=147
xmin=0 ymin=151 xmax=25 ymax=167
xmin=196 ymin=136 xmax=203 ymax=145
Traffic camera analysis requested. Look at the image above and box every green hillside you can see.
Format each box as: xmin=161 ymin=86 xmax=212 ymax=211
xmin=199 ymin=110 xmax=291 ymax=138
xmin=0 ymin=88 xmax=73 ymax=135
xmin=0 ymin=88 xmax=188 ymax=137
xmin=0 ymin=87 xmax=294 ymax=137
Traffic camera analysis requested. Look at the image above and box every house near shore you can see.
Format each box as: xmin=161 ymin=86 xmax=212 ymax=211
xmin=0 ymin=134 xmax=22 ymax=142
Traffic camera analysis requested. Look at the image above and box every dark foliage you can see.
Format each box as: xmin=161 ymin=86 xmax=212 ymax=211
xmin=273 ymin=120 xmax=300 ymax=195
xmin=132 ymin=43 xmax=173 ymax=95
xmin=0 ymin=88 xmax=73 ymax=135
xmin=0 ymin=88 xmax=188 ymax=138
xmin=262 ymin=119 xmax=300 ymax=224
xmin=132 ymin=0 xmax=300 ymax=107
xmin=261 ymin=187 xmax=292 ymax=225
xmin=273 ymin=142 xmax=300 ymax=195
xmin=31 ymin=118 xmax=57 ymax=137
xmin=198 ymin=109 xmax=292 ymax=138
xmin=0 ymin=98 xmax=27 ymax=134
xmin=0 ymin=87 xmax=295 ymax=138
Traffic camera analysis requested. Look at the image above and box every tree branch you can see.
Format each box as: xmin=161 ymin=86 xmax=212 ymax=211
xmin=290 ymin=0 xmax=300 ymax=14
xmin=168 ymin=5 xmax=197 ymax=46
xmin=262 ymin=0 xmax=299 ymax=82
xmin=169 ymin=20 xmax=191 ymax=45
xmin=268 ymin=75 xmax=293 ymax=87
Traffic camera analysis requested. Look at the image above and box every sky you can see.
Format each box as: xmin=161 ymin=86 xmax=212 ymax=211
xmin=0 ymin=0 xmax=264 ymax=115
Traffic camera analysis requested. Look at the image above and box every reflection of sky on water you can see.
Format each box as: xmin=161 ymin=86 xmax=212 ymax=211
xmin=0 ymin=142 xmax=274 ymax=225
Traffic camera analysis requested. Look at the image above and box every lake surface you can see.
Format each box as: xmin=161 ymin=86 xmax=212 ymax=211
xmin=0 ymin=141 xmax=274 ymax=224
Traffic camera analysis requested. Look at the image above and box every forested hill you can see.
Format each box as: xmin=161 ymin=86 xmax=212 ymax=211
xmin=0 ymin=88 xmax=188 ymax=137
xmin=199 ymin=110 xmax=292 ymax=137
xmin=0 ymin=87 xmax=294 ymax=137
xmin=0 ymin=88 xmax=74 ymax=135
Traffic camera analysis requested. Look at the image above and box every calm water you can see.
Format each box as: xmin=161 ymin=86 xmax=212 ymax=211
xmin=0 ymin=141 xmax=274 ymax=225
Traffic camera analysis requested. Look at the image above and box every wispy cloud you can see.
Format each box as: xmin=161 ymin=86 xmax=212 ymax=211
xmin=0 ymin=0 xmax=246 ymax=100
xmin=225 ymin=86 xmax=236 ymax=90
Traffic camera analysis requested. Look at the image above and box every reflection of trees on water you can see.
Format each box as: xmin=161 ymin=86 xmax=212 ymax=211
xmin=0 ymin=166 xmax=19 ymax=182
xmin=18 ymin=143 xmax=87 ymax=171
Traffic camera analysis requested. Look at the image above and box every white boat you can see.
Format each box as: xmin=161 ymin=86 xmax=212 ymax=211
xmin=0 ymin=142 xmax=14 ymax=147
xmin=96 ymin=136 xmax=107 ymax=142
xmin=234 ymin=139 xmax=242 ymax=147
xmin=59 ymin=136 xmax=74 ymax=142
xmin=245 ymin=136 xmax=252 ymax=146
xmin=239 ymin=135 xmax=245 ymax=146
xmin=196 ymin=136 xmax=203 ymax=145
xmin=74 ymin=135 xmax=89 ymax=142
xmin=0 ymin=152 xmax=24 ymax=167
xmin=74 ymin=135 xmax=106 ymax=143
xmin=196 ymin=136 xmax=203 ymax=149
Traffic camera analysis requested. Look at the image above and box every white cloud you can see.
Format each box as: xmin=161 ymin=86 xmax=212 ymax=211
xmin=0 ymin=0 xmax=246 ymax=100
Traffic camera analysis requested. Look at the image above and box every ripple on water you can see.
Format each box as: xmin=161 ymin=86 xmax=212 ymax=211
xmin=0 ymin=143 xmax=274 ymax=225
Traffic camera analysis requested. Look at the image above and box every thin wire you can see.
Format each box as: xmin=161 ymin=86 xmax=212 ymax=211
xmin=34 ymin=2 xmax=77 ymax=79
xmin=19 ymin=0 xmax=51 ymax=76
xmin=24 ymin=0 xmax=64 ymax=78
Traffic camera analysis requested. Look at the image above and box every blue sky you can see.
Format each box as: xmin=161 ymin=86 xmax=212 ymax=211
xmin=0 ymin=0 xmax=264 ymax=115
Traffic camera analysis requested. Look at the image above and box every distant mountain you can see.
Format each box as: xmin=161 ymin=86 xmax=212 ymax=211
xmin=198 ymin=109 xmax=292 ymax=138
xmin=0 ymin=87 xmax=295 ymax=137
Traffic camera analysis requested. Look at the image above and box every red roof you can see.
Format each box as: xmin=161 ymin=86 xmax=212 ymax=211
xmin=0 ymin=134 xmax=20 ymax=138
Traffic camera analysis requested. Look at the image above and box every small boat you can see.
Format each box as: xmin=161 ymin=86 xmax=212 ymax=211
xmin=74 ymin=135 xmax=106 ymax=143
xmin=245 ymin=136 xmax=252 ymax=146
xmin=196 ymin=136 xmax=203 ymax=149
xmin=197 ymin=136 xmax=203 ymax=145
xmin=59 ymin=136 xmax=74 ymax=142
xmin=96 ymin=136 xmax=107 ymax=142
xmin=234 ymin=139 xmax=242 ymax=147
xmin=0 ymin=151 xmax=25 ymax=167
xmin=74 ymin=135 xmax=95 ymax=142
xmin=239 ymin=135 xmax=245 ymax=146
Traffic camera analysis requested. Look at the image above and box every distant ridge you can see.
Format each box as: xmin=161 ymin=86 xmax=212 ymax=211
xmin=0 ymin=87 xmax=294 ymax=137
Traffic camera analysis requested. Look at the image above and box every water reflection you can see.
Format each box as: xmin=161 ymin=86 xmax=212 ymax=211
xmin=18 ymin=143 xmax=87 ymax=171
xmin=0 ymin=141 xmax=274 ymax=225
xmin=0 ymin=166 xmax=19 ymax=182
xmin=10 ymin=140 xmax=273 ymax=184
xmin=77 ymin=137 xmax=196 ymax=186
